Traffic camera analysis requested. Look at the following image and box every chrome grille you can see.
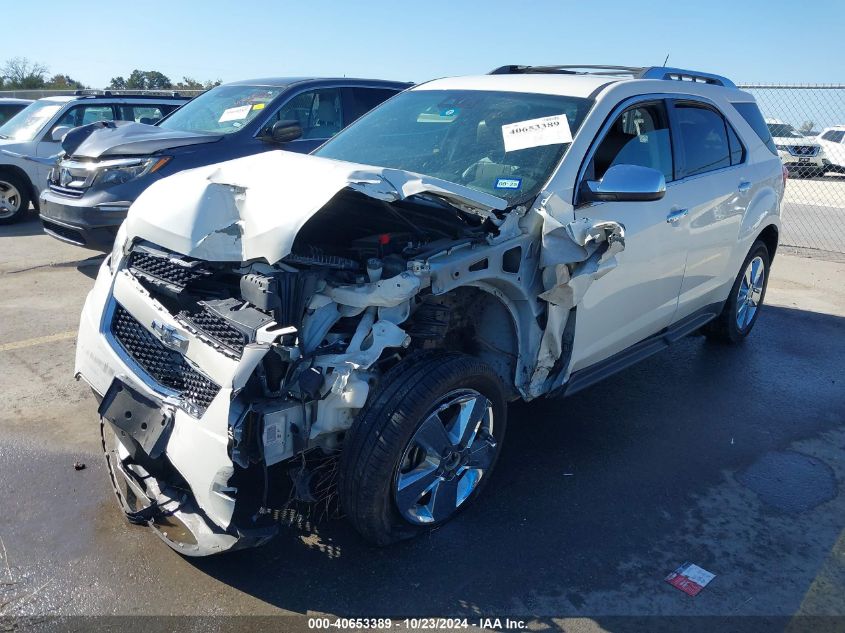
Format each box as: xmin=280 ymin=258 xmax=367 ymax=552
xmin=111 ymin=304 xmax=220 ymax=413
xmin=47 ymin=184 xmax=85 ymax=198
xmin=787 ymin=145 xmax=819 ymax=157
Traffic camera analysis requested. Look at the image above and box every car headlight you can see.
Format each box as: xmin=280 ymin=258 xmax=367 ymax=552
xmin=93 ymin=156 xmax=171 ymax=188
xmin=108 ymin=223 xmax=129 ymax=275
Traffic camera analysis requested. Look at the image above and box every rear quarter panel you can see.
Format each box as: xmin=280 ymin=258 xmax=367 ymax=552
xmin=720 ymin=98 xmax=783 ymax=296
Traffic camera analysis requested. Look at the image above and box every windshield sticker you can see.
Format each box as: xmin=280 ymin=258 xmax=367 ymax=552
xmin=495 ymin=177 xmax=522 ymax=190
xmin=218 ymin=105 xmax=252 ymax=123
xmin=252 ymin=103 xmax=266 ymax=110
xmin=417 ymin=106 xmax=460 ymax=124
xmin=501 ymin=114 xmax=572 ymax=152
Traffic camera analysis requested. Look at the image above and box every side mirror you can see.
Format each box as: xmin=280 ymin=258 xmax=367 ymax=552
xmin=51 ymin=125 xmax=73 ymax=142
xmin=269 ymin=119 xmax=302 ymax=143
xmin=581 ymin=164 xmax=666 ymax=202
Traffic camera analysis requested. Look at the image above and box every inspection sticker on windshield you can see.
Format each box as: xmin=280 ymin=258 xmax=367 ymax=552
xmin=502 ymin=114 xmax=572 ymax=152
xmin=495 ymin=177 xmax=522 ymax=190
xmin=218 ymin=105 xmax=252 ymax=123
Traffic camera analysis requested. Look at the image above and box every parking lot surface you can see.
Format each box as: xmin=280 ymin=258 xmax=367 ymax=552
xmin=1 ymin=216 xmax=843 ymax=626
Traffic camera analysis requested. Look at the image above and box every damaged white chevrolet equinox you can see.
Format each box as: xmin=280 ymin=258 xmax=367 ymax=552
xmin=76 ymin=65 xmax=783 ymax=555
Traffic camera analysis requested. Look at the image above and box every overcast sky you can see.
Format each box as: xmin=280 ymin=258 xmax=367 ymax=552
xmin=5 ymin=0 xmax=845 ymax=88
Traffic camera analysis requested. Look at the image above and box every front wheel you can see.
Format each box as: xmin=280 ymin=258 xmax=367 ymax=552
xmin=339 ymin=352 xmax=507 ymax=545
xmin=0 ymin=172 xmax=31 ymax=225
xmin=702 ymin=240 xmax=770 ymax=343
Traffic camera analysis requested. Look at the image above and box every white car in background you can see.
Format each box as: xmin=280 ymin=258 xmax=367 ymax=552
xmin=816 ymin=126 xmax=845 ymax=173
xmin=765 ymin=118 xmax=825 ymax=178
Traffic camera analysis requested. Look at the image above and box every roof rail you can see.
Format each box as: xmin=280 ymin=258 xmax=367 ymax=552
xmin=638 ymin=66 xmax=736 ymax=88
xmin=70 ymin=89 xmax=188 ymax=100
xmin=489 ymin=65 xmax=644 ymax=76
xmin=488 ymin=64 xmax=736 ymax=88
xmin=74 ymin=89 xmax=112 ymax=96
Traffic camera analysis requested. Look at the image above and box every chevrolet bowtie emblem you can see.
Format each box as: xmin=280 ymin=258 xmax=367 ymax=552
xmin=151 ymin=320 xmax=188 ymax=351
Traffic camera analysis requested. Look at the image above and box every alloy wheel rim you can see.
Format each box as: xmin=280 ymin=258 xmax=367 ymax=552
xmin=394 ymin=389 xmax=497 ymax=525
xmin=0 ymin=181 xmax=22 ymax=219
xmin=736 ymin=255 xmax=765 ymax=330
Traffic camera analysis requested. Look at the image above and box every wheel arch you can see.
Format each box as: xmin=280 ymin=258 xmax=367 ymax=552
xmin=757 ymin=223 xmax=779 ymax=261
xmin=0 ymin=164 xmax=38 ymax=210
xmin=406 ymin=283 xmax=537 ymax=401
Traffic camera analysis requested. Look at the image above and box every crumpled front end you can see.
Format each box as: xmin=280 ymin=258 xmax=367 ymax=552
xmin=77 ymin=231 xmax=428 ymax=553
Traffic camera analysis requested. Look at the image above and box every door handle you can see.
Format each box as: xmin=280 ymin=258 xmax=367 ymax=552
xmin=666 ymin=208 xmax=689 ymax=224
xmin=738 ymin=181 xmax=752 ymax=193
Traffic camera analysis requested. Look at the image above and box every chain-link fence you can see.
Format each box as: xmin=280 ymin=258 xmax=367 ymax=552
xmin=738 ymin=84 xmax=845 ymax=262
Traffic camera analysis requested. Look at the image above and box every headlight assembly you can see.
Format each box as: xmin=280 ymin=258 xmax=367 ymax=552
xmin=108 ymin=223 xmax=129 ymax=275
xmin=93 ymin=156 xmax=171 ymax=188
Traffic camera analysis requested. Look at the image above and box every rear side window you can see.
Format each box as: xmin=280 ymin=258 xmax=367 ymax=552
xmin=117 ymin=105 xmax=166 ymax=125
xmin=732 ymin=102 xmax=778 ymax=155
xmin=344 ymin=87 xmax=400 ymax=124
xmin=675 ymin=104 xmax=730 ymax=176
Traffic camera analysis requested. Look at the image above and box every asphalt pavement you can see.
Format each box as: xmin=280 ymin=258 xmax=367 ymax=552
xmin=0 ymin=215 xmax=843 ymax=630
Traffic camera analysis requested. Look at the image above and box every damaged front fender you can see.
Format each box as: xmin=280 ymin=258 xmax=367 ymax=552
xmin=528 ymin=200 xmax=626 ymax=396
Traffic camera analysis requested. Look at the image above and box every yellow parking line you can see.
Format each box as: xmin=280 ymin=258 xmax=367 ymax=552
xmin=0 ymin=330 xmax=77 ymax=353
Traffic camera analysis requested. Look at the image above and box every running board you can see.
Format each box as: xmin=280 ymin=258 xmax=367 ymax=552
xmin=562 ymin=303 xmax=722 ymax=397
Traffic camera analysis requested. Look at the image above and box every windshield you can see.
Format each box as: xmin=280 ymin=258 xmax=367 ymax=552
xmin=767 ymin=123 xmax=805 ymax=139
xmin=0 ymin=100 xmax=63 ymax=141
xmin=158 ymin=84 xmax=284 ymax=135
xmin=314 ymin=89 xmax=594 ymax=205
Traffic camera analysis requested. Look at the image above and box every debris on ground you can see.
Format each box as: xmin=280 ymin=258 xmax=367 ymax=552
xmin=665 ymin=562 xmax=716 ymax=596
xmin=73 ymin=461 xmax=86 ymax=471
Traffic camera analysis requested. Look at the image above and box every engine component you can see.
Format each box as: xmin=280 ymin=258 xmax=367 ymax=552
xmin=240 ymin=271 xmax=321 ymax=329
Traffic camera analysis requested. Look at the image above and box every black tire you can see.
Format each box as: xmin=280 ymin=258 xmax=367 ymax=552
xmin=0 ymin=171 xmax=31 ymax=225
xmin=339 ymin=351 xmax=507 ymax=545
xmin=702 ymin=240 xmax=770 ymax=343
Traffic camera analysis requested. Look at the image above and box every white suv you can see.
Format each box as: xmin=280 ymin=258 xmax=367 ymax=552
xmin=816 ymin=125 xmax=845 ymax=172
xmin=75 ymin=65 xmax=783 ymax=555
xmin=765 ymin=118 xmax=826 ymax=177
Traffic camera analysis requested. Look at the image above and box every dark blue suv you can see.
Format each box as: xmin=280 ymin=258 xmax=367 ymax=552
xmin=39 ymin=77 xmax=410 ymax=250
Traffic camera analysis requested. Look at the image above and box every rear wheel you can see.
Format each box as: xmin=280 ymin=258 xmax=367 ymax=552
xmin=339 ymin=352 xmax=507 ymax=545
xmin=702 ymin=240 xmax=770 ymax=343
xmin=0 ymin=172 xmax=31 ymax=225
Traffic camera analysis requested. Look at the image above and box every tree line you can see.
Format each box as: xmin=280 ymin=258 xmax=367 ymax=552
xmin=0 ymin=57 xmax=220 ymax=91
